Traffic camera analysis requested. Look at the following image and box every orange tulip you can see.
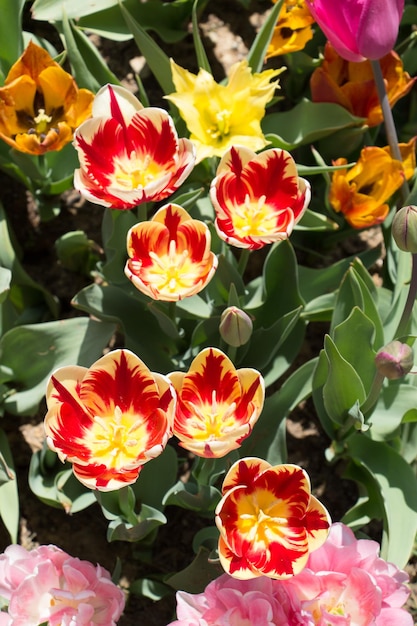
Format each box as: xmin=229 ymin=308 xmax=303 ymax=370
xmin=329 ymin=143 xmax=414 ymax=229
xmin=266 ymin=0 xmax=314 ymax=58
xmin=0 ymin=41 xmax=93 ymax=155
xmin=215 ymin=458 xmax=331 ymax=579
xmin=168 ymin=348 xmax=265 ymax=458
xmin=125 ymin=203 xmax=218 ymax=301
xmin=44 ymin=349 xmax=176 ymax=491
xmin=310 ymin=43 xmax=415 ymax=127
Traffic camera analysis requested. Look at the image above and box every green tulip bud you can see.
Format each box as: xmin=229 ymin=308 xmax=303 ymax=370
xmin=392 ymin=205 xmax=417 ymax=253
xmin=375 ymin=340 xmax=414 ymax=379
xmin=219 ymin=306 xmax=253 ymax=348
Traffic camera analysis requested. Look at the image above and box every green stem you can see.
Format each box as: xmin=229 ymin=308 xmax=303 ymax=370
xmin=361 ymin=371 xmax=385 ymax=416
xmin=394 ymin=252 xmax=417 ymax=338
xmin=136 ymin=202 xmax=148 ymax=222
xmin=370 ymin=59 xmax=410 ymax=205
xmin=237 ymin=249 xmax=250 ymax=275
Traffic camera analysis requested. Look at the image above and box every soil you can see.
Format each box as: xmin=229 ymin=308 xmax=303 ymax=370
xmin=1 ymin=1 xmax=416 ymax=624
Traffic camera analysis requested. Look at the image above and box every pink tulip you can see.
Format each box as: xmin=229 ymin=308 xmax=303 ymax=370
xmin=0 ymin=544 xmax=125 ymax=625
xmin=305 ymin=0 xmax=405 ymax=62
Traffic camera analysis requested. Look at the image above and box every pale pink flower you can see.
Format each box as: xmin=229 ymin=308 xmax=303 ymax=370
xmin=284 ymin=522 xmax=413 ymax=625
xmin=0 ymin=544 xmax=125 ymax=625
xmin=168 ymin=574 xmax=313 ymax=626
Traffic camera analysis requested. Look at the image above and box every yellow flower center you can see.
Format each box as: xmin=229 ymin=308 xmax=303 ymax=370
xmin=86 ymin=405 xmax=148 ymax=468
xmin=232 ymin=194 xmax=277 ymax=237
xmin=113 ymin=153 xmax=161 ymax=190
xmin=146 ymin=239 xmax=200 ymax=296
xmin=186 ymin=390 xmax=238 ymax=440
xmin=33 ymin=108 xmax=53 ymax=134
xmin=207 ymin=109 xmax=232 ymax=141
xmin=236 ymin=489 xmax=289 ymax=545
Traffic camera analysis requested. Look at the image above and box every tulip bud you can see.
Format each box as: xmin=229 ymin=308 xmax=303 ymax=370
xmin=392 ymin=206 xmax=417 ymax=253
xmin=375 ymin=340 xmax=414 ymax=379
xmin=219 ymin=306 xmax=253 ymax=348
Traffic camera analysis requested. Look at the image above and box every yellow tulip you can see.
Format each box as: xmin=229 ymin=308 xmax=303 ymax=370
xmin=166 ymin=59 xmax=283 ymax=162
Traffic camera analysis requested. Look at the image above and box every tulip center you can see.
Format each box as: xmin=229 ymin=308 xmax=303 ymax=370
xmin=33 ymin=108 xmax=53 ymax=134
xmin=232 ymin=194 xmax=277 ymax=237
xmin=147 ymin=239 xmax=199 ymax=296
xmin=208 ymin=109 xmax=232 ymax=141
xmin=185 ymin=390 xmax=238 ymax=439
xmin=113 ymin=153 xmax=160 ymax=190
xmin=235 ymin=489 xmax=292 ymax=546
xmin=87 ymin=405 xmax=148 ymax=467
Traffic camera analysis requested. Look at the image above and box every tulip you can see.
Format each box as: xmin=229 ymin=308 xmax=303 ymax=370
xmin=215 ymin=457 xmax=331 ymax=579
xmin=310 ymin=44 xmax=415 ymax=128
xmin=210 ymin=145 xmax=310 ymax=249
xmin=329 ymin=144 xmax=410 ymax=229
xmin=219 ymin=306 xmax=253 ymax=347
xmin=305 ymin=0 xmax=404 ymax=63
xmin=166 ymin=60 xmax=283 ymax=162
xmin=266 ymin=0 xmax=314 ymax=58
xmin=392 ymin=205 xmax=417 ymax=254
xmin=44 ymin=349 xmax=176 ymax=491
xmin=0 ymin=41 xmax=93 ymax=155
xmin=168 ymin=348 xmax=264 ymax=458
xmin=125 ymin=203 xmax=218 ymax=301
xmin=73 ymin=84 xmax=195 ymax=209
xmin=375 ymin=341 xmax=414 ymax=379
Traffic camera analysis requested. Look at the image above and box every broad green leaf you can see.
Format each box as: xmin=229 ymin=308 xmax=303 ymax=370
xmin=72 ymin=283 xmax=176 ymax=372
xmin=60 ymin=17 xmax=119 ymax=91
xmin=32 ymin=0 xmax=120 ymax=20
xmin=0 ymin=268 xmax=11 ymax=304
xmin=0 ymin=0 xmax=25 ymax=77
xmin=322 ymin=335 xmax=366 ymax=427
xmin=312 ymin=349 xmax=339 ymax=440
xmin=347 ymin=434 xmax=417 ymax=567
xmin=370 ymin=382 xmax=417 ymax=442
xmin=163 ymin=481 xmax=221 ymax=512
xmin=241 ymin=358 xmax=318 ymax=464
xmin=302 ymin=292 xmax=336 ymax=322
xmin=263 ymin=100 xmax=365 ymax=151
xmin=107 ymin=504 xmax=167 ymax=542
xmin=0 ymin=202 xmax=58 ymax=328
xmin=166 ymin=547 xmax=222 ymax=593
xmin=119 ymin=2 xmax=174 ymax=95
xmin=0 ymin=317 xmax=116 ymax=415
xmin=333 ymin=307 xmax=376 ymax=395
xmin=0 ymin=429 xmax=18 ymax=541
xmin=247 ymin=0 xmax=284 ymax=73
xmin=295 ymin=208 xmax=338 ymax=231
xmin=132 ymin=445 xmax=178 ymax=511
xmin=129 ymin=578 xmax=171 ymax=601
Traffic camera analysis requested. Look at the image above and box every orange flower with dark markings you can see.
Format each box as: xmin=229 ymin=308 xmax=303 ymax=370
xmin=125 ymin=203 xmax=218 ymax=301
xmin=310 ymin=43 xmax=415 ymax=127
xmin=215 ymin=458 xmax=331 ymax=580
xmin=168 ymin=348 xmax=265 ymax=458
xmin=0 ymin=41 xmax=93 ymax=155
xmin=44 ymin=349 xmax=176 ymax=491
xmin=73 ymin=84 xmax=195 ymax=209
xmin=210 ymin=145 xmax=310 ymax=250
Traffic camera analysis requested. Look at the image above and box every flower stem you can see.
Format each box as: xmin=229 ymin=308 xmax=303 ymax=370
xmin=237 ymin=249 xmax=250 ymax=275
xmin=370 ymin=59 xmax=409 ymax=205
xmin=395 ymin=252 xmax=417 ymax=338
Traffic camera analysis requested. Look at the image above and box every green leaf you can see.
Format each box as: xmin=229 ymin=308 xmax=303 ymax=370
xmin=0 ymin=429 xmax=18 ymax=542
xmin=132 ymin=445 xmax=178 ymax=511
xmin=370 ymin=382 xmax=417 ymax=442
xmin=129 ymin=578 xmax=171 ymax=601
xmin=32 ymin=0 xmax=120 ymax=20
xmin=163 ymin=481 xmax=221 ymax=512
xmin=263 ymin=100 xmax=365 ymax=151
xmin=107 ymin=504 xmax=167 ymax=542
xmin=166 ymin=547 xmax=222 ymax=594
xmin=72 ymin=283 xmax=176 ymax=372
xmin=322 ymin=335 xmax=366 ymax=427
xmin=295 ymin=208 xmax=338 ymax=231
xmin=60 ymin=17 xmax=120 ymax=90
xmin=0 ymin=317 xmax=116 ymax=415
xmin=347 ymin=434 xmax=417 ymax=567
xmin=333 ymin=307 xmax=376 ymax=395
xmin=241 ymin=358 xmax=318 ymax=464
xmin=0 ymin=0 xmax=25 ymax=77
xmin=119 ymin=1 xmax=174 ymax=95
xmin=191 ymin=0 xmax=211 ymax=72
xmin=247 ymin=0 xmax=284 ymax=73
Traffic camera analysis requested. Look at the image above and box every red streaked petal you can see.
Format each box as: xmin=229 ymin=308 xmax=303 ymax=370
xmin=221 ymin=457 xmax=271 ymax=494
xmin=305 ymin=494 xmax=331 ymax=551
xmin=73 ymin=460 xmax=142 ymax=491
xmin=179 ymin=348 xmax=241 ymax=406
xmin=216 ymin=145 xmax=257 ymax=177
xmin=218 ymin=535 xmax=259 ymax=580
xmin=92 ymin=84 xmax=143 ymax=120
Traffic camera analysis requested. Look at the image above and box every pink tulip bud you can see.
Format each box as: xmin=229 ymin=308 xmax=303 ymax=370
xmin=306 ymin=0 xmax=404 ymax=62
xmin=392 ymin=205 xmax=417 ymax=253
xmin=375 ymin=340 xmax=414 ymax=379
xmin=219 ymin=306 xmax=253 ymax=347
